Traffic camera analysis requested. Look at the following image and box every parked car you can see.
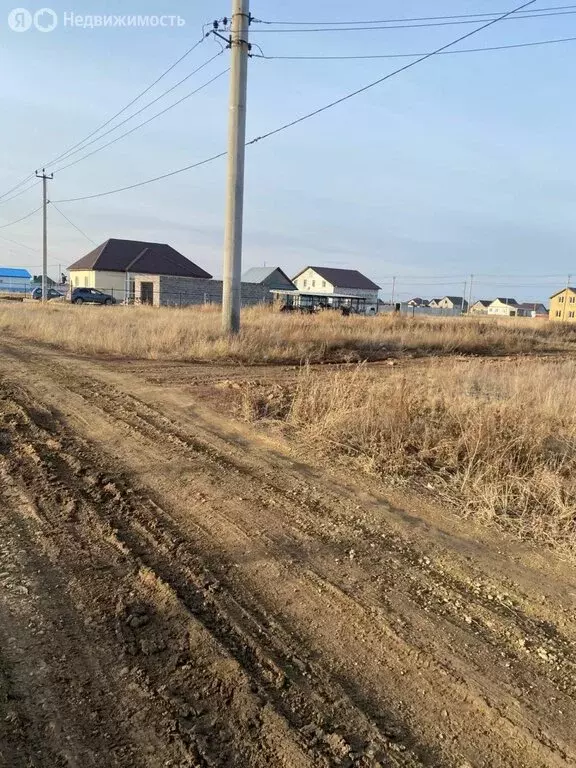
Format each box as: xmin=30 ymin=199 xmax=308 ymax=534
xmin=71 ymin=288 xmax=116 ymax=305
xmin=31 ymin=287 xmax=65 ymax=301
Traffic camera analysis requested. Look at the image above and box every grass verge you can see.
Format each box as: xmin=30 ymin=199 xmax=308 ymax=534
xmin=1 ymin=302 xmax=576 ymax=363
xmin=241 ymin=360 xmax=576 ymax=551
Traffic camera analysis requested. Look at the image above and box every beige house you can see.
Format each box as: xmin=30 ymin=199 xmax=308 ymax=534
xmin=68 ymin=238 xmax=212 ymax=302
xmin=437 ymin=296 xmax=468 ymax=312
xmin=470 ymin=300 xmax=491 ymax=315
xmin=550 ymin=287 xmax=576 ymax=322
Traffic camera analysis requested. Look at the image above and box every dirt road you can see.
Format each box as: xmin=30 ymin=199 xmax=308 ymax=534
xmin=1 ymin=338 xmax=575 ymax=768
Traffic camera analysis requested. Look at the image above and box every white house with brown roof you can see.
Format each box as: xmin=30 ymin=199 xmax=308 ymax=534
xmin=291 ymin=267 xmax=380 ymax=312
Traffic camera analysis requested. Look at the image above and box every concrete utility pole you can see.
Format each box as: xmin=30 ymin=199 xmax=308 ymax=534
xmin=391 ymin=276 xmax=396 ymax=307
xmin=468 ymin=274 xmax=474 ymax=315
xmin=36 ymin=169 xmax=53 ymax=302
xmin=222 ymin=0 xmax=250 ymax=334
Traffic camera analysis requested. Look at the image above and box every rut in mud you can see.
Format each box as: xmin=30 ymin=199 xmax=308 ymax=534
xmin=0 ymin=337 xmax=575 ymax=768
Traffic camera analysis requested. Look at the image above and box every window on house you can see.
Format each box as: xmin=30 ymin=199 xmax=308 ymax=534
xmin=84 ymin=277 xmax=88 ymax=287
xmin=322 ymin=281 xmax=326 ymax=288
xmin=559 ymin=296 xmax=565 ymax=303
xmin=74 ymin=277 xmax=79 ymax=287
xmin=556 ymin=310 xmax=562 ymax=317
xmin=303 ymin=279 xmax=308 ymax=288
xmin=570 ymin=296 xmax=575 ymax=304
xmin=570 ymin=312 xmax=575 ymax=319
xmin=312 ymin=280 xmax=316 ymax=288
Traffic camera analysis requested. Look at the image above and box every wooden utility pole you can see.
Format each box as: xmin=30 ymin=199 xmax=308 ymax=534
xmin=222 ymin=0 xmax=250 ymax=334
xmin=36 ymin=169 xmax=53 ymax=302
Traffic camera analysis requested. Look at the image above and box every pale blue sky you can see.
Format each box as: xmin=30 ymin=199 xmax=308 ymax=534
xmin=1 ymin=0 xmax=574 ymax=302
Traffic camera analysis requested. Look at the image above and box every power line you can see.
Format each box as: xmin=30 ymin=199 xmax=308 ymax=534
xmin=51 ymin=51 xmax=225 ymax=172
xmin=50 ymin=203 xmax=97 ymax=245
xmin=53 ymin=151 xmax=228 ymax=203
xmin=0 ymin=174 xmax=37 ymax=204
xmin=0 ymin=35 xmax=212 ymax=202
xmin=254 ymin=3 xmax=576 ymax=26
xmin=0 ymin=180 xmax=41 ymax=207
xmin=43 ymin=36 xmax=210 ymax=171
xmin=0 ymin=233 xmax=40 ymax=254
xmin=246 ymin=0 xmax=538 ymax=147
xmin=254 ymin=34 xmax=576 ymax=61
xmin=0 ymin=205 xmax=43 ymax=229
xmin=53 ymin=69 xmax=229 ymax=175
xmin=53 ymin=0 xmax=537 ymax=204
xmin=251 ymin=8 xmax=576 ymax=33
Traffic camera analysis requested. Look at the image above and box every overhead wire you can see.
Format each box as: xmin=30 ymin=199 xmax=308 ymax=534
xmin=50 ymin=203 xmax=97 ymax=244
xmin=53 ymin=0 xmax=537 ymax=204
xmin=43 ymin=35 xmax=210 ymax=170
xmin=50 ymin=51 xmax=225 ymax=171
xmin=0 ymin=173 xmax=37 ymax=204
xmin=0 ymin=205 xmax=43 ymax=229
xmin=251 ymin=8 xmax=576 ymax=32
xmin=0 ymin=179 xmax=42 ymax=207
xmin=253 ymin=34 xmax=576 ymax=60
xmin=254 ymin=4 xmax=576 ymax=25
xmin=0 ymin=233 xmax=40 ymax=254
xmin=53 ymin=69 xmax=229 ymax=175
xmin=0 ymin=31 xmax=214 ymax=201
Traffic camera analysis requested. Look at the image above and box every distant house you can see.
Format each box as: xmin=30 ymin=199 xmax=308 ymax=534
xmin=407 ymin=297 xmax=425 ymax=307
xmin=68 ymin=238 xmax=212 ymax=303
xmin=241 ymin=267 xmax=296 ymax=291
xmin=291 ymin=267 xmax=380 ymax=313
xmin=470 ymin=299 xmax=491 ymax=315
xmin=518 ymin=302 xmax=548 ymax=319
xmin=0 ymin=267 xmax=31 ymax=294
xmin=487 ymin=298 xmax=521 ymax=317
xmin=549 ymin=287 xmax=576 ymax=322
xmin=31 ymin=275 xmax=57 ymax=288
xmin=428 ymin=299 xmax=442 ymax=308
xmin=437 ymin=296 xmax=468 ymax=312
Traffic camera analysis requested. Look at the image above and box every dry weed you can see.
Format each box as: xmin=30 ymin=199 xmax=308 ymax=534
xmin=0 ymin=302 xmax=574 ymax=363
xmin=245 ymin=360 xmax=576 ymax=549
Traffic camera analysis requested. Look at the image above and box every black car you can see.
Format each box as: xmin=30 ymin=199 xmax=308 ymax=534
xmin=31 ymin=287 xmax=64 ymax=301
xmin=71 ymin=288 xmax=116 ymax=305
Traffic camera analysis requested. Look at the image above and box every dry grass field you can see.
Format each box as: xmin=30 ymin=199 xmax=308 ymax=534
xmin=242 ymin=360 xmax=576 ymax=551
xmin=1 ymin=300 xmax=576 ymax=363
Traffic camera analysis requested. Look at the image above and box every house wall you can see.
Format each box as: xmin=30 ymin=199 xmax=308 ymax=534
xmin=132 ymin=274 xmax=272 ymax=308
xmin=550 ymin=290 xmax=576 ymax=322
xmin=293 ymin=268 xmax=334 ymax=294
xmin=488 ymin=302 xmax=519 ymax=317
xmin=470 ymin=304 xmax=489 ymax=315
xmin=0 ymin=276 xmax=30 ymax=293
xmin=69 ymin=270 xmax=131 ymax=300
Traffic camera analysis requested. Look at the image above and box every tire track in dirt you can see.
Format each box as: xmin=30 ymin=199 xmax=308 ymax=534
xmin=1 ymin=340 xmax=576 ymax=767
xmin=0 ymin=384 xmax=421 ymax=767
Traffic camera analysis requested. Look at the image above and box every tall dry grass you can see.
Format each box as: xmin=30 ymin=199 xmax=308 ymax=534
xmin=243 ymin=360 xmax=576 ymax=549
xmin=0 ymin=302 xmax=575 ymax=363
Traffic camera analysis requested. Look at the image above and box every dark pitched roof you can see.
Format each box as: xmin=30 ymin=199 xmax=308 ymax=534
xmin=293 ymin=267 xmax=380 ymax=291
xmin=473 ymin=300 xmax=491 ymax=307
xmin=493 ymin=297 xmax=519 ymax=306
xmin=443 ymin=296 xmax=466 ymax=304
xmin=68 ymin=239 xmax=212 ymax=279
xmin=519 ymin=302 xmax=547 ymax=311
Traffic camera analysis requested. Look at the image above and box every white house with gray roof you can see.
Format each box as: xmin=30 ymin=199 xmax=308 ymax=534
xmin=241 ymin=267 xmax=296 ymax=291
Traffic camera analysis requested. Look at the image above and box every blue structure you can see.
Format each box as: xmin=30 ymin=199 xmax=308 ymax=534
xmin=0 ymin=267 xmax=32 ymax=294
